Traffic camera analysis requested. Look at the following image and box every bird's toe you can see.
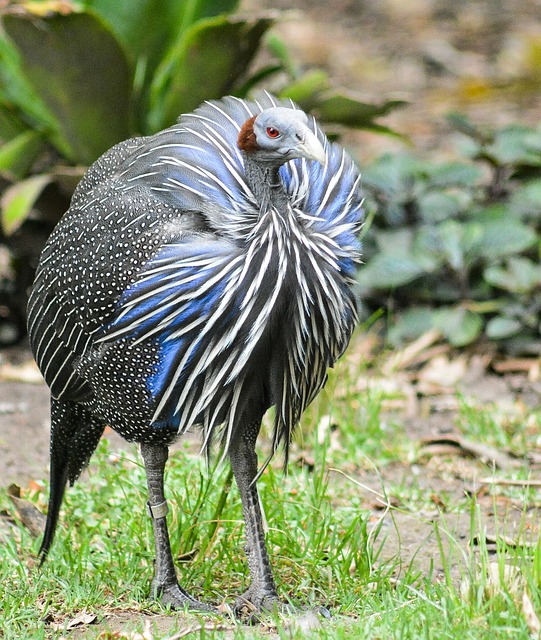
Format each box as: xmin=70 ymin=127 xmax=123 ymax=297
xmin=153 ymin=582 xmax=217 ymax=613
xmin=233 ymin=590 xmax=290 ymax=621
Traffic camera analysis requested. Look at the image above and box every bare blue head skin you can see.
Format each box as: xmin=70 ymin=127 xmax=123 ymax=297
xmin=238 ymin=107 xmax=327 ymax=166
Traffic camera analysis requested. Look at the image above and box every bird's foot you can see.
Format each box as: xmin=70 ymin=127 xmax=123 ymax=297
xmin=232 ymin=587 xmax=290 ymax=621
xmin=233 ymin=590 xmax=331 ymax=623
xmin=151 ymin=580 xmax=216 ymax=613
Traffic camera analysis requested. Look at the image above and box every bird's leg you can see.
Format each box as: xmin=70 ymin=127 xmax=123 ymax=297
xmin=229 ymin=423 xmax=282 ymax=618
xmin=140 ymin=442 xmax=214 ymax=612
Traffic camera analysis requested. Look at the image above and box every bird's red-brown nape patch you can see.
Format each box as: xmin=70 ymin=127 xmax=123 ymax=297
xmin=237 ymin=115 xmax=259 ymax=154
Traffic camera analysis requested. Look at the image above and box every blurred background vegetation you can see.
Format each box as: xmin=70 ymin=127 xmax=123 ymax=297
xmin=0 ymin=0 xmax=540 ymax=357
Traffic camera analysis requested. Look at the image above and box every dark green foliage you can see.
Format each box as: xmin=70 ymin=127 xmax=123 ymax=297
xmin=0 ymin=0 xmax=274 ymax=232
xmin=359 ymin=115 xmax=541 ymax=353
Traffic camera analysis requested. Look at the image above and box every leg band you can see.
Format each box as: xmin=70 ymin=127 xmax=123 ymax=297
xmin=146 ymin=499 xmax=169 ymax=519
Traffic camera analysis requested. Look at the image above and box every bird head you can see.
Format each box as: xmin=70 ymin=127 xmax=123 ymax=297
xmin=238 ymin=107 xmax=326 ymax=167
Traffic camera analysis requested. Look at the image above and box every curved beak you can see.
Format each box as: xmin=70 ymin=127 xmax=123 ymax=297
xmin=298 ymin=128 xmax=327 ymax=165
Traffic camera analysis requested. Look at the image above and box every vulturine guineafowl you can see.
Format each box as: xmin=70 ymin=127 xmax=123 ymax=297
xmin=27 ymin=93 xmax=363 ymax=615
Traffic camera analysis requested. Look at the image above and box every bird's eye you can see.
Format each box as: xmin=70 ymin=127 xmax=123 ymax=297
xmin=266 ymin=127 xmax=280 ymax=138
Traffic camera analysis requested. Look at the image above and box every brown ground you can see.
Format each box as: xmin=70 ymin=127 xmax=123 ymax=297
xmin=1 ymin=0 xmax=540 ymax=636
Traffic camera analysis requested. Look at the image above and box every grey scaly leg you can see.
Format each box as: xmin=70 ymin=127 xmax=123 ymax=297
xmin=230 ymin=422 xmax=281 ymax=617
xmin=140 ymin=442 xmax=215 ymax=612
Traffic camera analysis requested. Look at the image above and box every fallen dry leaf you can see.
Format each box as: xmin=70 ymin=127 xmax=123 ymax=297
xmin=283 ymin=610 xmax=323 ymax=633
xmin=493 ymin=358 xmax=540 ymax=381
xmin=485 ymin=563 xmax=522 ymax=599
xmin=416 ymin=354 xmax=468 ymax=395
xmin=100 ymin=619 xmax=153 ymax=639
xmin=52 ymin=611 xmax=97 ymax=631
xmin=430 ymin=493 xmax=446 ymax=509
xmin=27 ymin=479 xmax=45 ymax=494
xmin=0 ymin=509 xmax=16 ymax=543
xmin=7 ymin=484 xmax=46 ymax=538
xmin=316 ymin=415 xmax=343 ymax=452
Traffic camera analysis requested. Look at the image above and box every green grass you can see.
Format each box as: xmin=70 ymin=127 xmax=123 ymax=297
xmin=457 ymin=395 xmax=540 ymax=458
xmin=1 ymin=355 xmax=540 ymax=639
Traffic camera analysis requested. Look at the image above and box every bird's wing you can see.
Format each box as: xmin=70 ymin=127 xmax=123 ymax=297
xmin=95 ymin=235 xmax=254 ymax=435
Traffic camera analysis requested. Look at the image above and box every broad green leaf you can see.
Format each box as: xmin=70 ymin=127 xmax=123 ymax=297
xmin=410 ymin=227 xmax=445 ymax=272
xmin=486 ymin=316 xmax=523 ymax=339
xmin=266 ymin=32 xmax=301 ymax=77
xmin=509 ymin=179 xmax=541 ymax=219
xmin=0 ymin=102 xmax=28 ymax=141
xmin=484 ymin=257 xmax=541 ymax=293
xmin=433 ymin=306 xmax=483 ymax=347
xmin=174 ymin=0 xmax=240 ymax=31
xmin=303 ymin=91 xmax=407 ymax=132
xmin=4 ymin=11 xmax=133 ymax=164
xmin=418 ymin=191 xmax=463 ymax=223
xmin=148 ymin=14 xmax=274 ymax=132
xmin=469 ymin=203 xmax=509 ymax=223
xmin=430 ymin=220 xmax=465 ymax=270
xmin=357 ymin=253 xmax=425 ymax=289
xmin=374 ymin=228 xmax=414 ymax=255
xmin=470 ymin=218 xmax=537 ymax=259
xmin=446 ymin=112 xmax=487 ymax=142
xmin=0 ymin=35 xmax=61 ymax=141
xmin=82 ymin=0 xmax=239 ymax=111
xmin=388 ymin=307 xmax=435 ymax=345
xmin=452 ymin=131 xmax=482 ymax=159
xmin=361 ymin=153 xmax=427 ymax=194
xmin=524 ymin=128 xmax=541 ymax=153
xmin=279 ymin=70 xmax=330 ymax=104
xmin=235 ymin=64 xmax=284 ymax=98
xmin=427 ymin=162 xmax=483 ymax=187
xmin=485 ymin=125 xmax=541 ymax=166
xmin=1 ymin=174 xmax=51 ymax=235
xmin=0 ymin=129 xmax=44 ymax=179
xmin=84 ymin=0 xmax=185 ymax=63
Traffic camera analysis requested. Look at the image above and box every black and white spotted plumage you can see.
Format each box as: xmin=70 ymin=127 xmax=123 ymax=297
xmin=29 ymin=94 xmax=362 ymax=452
xmin=28 ymin=93 xmax=362 ymax=574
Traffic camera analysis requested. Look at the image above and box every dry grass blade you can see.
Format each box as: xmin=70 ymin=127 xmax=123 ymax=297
xmin=100 ymin=619 xmax=153 ymax=639
xmin=480 ymin=477 xmax=541 ymax=488
xmin=493 ymin=358 xmax=540 ymax=381
xmin=418 ymin=435 xmax=519 ymax=469
xmin=382 ymin=329 xmax=442 ymax=374
xmin=165 ymin=623 xmax=231 ymax=639
xmin=522 ymin=590 xmax=541 ymax=637
xmin=472 ymin=532 xmax=538 ymax=550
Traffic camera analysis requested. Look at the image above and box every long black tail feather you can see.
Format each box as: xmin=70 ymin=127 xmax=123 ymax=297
xmin=39 ymin=398 xmax=106 ymax=562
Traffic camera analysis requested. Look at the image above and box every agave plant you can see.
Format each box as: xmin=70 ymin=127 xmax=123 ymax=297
xmin=0 ymin=0 xmax=279 ymax=230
